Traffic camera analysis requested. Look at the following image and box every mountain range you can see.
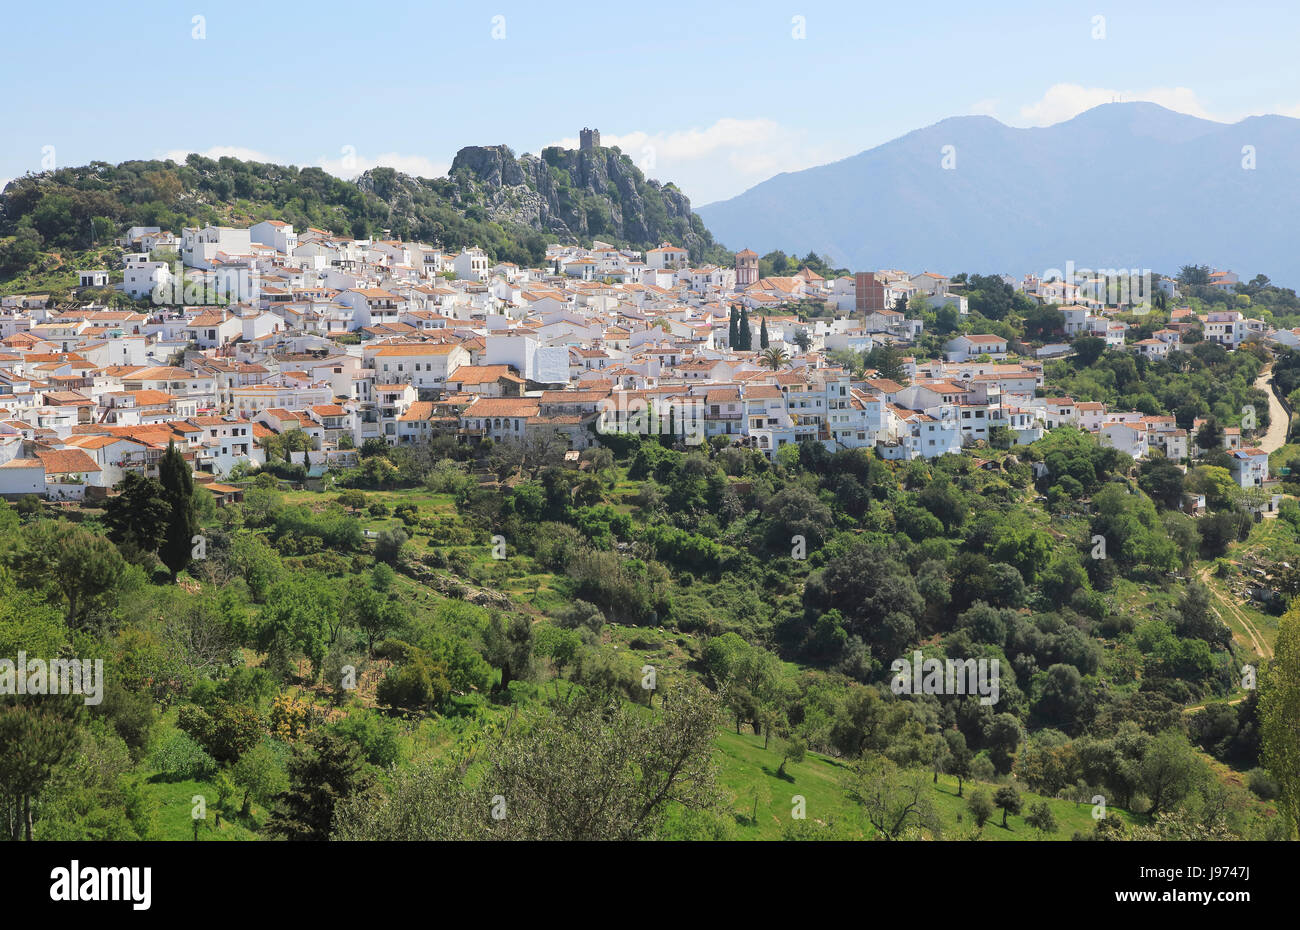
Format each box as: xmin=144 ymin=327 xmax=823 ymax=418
xmin=697 ymin=102 xmax=1300 ymax=285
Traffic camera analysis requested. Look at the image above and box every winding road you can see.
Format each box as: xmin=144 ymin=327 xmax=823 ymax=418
xmin=1253 ymin=364 xmax=1290 ymax=454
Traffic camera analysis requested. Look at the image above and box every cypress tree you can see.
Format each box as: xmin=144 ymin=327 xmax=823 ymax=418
xmin=158 ymin=439 xmax=197 ymax=580
xmin=728 ymin=306 xmax=738 ymax=347
xmin=760 ymin=316 xmax=769 ymax=349
xmin=739 ymin=307 xmax=752 ymax=350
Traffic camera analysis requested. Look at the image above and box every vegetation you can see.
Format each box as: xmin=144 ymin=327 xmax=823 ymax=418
xmin=0 ymin=393 xmax=1292 ymax=842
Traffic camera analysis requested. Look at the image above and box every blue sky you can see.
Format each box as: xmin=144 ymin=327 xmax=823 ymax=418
xmin=4 ymin=0 xmax=1300 ymax=204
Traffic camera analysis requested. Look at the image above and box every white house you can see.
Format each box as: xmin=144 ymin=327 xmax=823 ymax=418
xmin=182 ymin=226 xmax=253 ymax=269
xmin=1230 ymin=447 xmax=1269 ymax=488
xmin=369 ymin=343 xmax=470 ymax=390
xmin=121 ymin=255 xmax=173 ymax=301
xmin=1100 ymin=422 xmax=1148 ymax=459
xmin=249 ymin=220 xmax=298 ymax=254
xmin=452 ymin=248 xmax=490 ymax=281
xmin=944 ymin=334 xmax=1008 ymax=362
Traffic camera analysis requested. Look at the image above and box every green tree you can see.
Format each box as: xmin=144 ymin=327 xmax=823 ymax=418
xmin=945 ymin=729 xmax=973 ymax=797
xmin=845 ymin=758 xmax=941 ymax=840
xmin=1072 ymin=336 xmax=1106 ymax=367
xmin=259 ymin=575 xmax=339 ymax=679
xmin=1139 ymin=456 xmax=1186 ymax=509
xmin=777 ymin=736 xmax=807 ymax=778
xmin=761 ymin=346 xmax=790 ymax=371
xmin=374 ymin=527 xmax=408 ymax=564
xmin=14 ymin=520 xmax=126 ymax=628
xmin=0 ymin=700 xmax=81 ymax=840
xmin=484 ymin=613 xmax=535 ymax=693
xmin=738 ymin=307 xmax=752 ymax=350
xmin=867 ymin=342 xmax=906 ymax=383
xmin=158 ymin=440 xmax=198 ymax=580
xmin=994 ymin=784 xmax=1022 ymax=828
xmin=347 ymin=585 xmax=404 ymax=657
xmin=967 ymin=787 xmax=994 ymax=829
xmin=335 ymin=490 xmax=367 ymax=513
xmin=1024 ymin=799 xmax=1058 ymax=836
xmin=265 ymin=730 xmax=373 ymax=841
xmin=1260 ymin=606 xmax=1300 ymax=837
xmin=103 ymin=472 xmax=171 ymax=554
xmin=1139 ymin=729 xmax=1206 ymax=816
xmin=1195 ymin=418 xmax=1224 ymax=454
xmin=333 ymin=685 xmax=721 ymax=840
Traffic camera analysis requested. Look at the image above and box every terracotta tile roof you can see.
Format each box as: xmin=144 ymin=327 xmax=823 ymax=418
xmin=34 ymin=447 xmax=101 ymax=474
xmin=463 ymin=397 xmax=541 ymax=418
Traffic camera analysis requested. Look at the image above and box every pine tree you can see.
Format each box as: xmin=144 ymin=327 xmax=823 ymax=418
xmin=266 ymin=731 xmax=373 ymax=841
xmin=103 ymin=472 xmax=171 ymax=553
xmin=760 ymin=316 xmax=769 ymax=349
xmin=158 ymin=439 xmax=197 ymax=580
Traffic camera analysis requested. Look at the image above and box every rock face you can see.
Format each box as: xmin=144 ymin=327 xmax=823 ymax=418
xmin=447 ymin=143 xmax=714 ymax=255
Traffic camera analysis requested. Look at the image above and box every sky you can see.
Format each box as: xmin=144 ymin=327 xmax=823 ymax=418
xmin=3 ymin=1 xmax=1300 ymax=205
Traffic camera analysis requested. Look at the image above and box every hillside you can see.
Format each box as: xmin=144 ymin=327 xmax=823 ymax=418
xmin=3 ymin=414 xmax=1291 ymax=841
xmin=0 ymin=144 xmax=730 ymax=289
xmin=698 ymin=102 xmax=1300 ymax=284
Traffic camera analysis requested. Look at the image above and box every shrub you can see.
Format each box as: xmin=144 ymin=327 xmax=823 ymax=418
xmin=375 ymin=527 xmax=409 ymax=564
xmin=150 ymin=731 xmax=217 ymax=782
xmin=376 ymin=650 xmax=451 ymax=711
xmin=330 ymin=709 xmax=401 ymax=767
xmin=1247 ymin=767 xmax=1280 ymax=800
xmin=556 ymin=599 xmax=605 ymax=635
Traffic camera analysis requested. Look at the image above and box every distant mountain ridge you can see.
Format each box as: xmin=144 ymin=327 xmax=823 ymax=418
xmin=698 ymin=103 xmax=1300 ymax=284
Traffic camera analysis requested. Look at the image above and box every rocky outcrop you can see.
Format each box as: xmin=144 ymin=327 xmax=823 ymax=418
xmin=447 ymin=143 xmax=718 ymax=256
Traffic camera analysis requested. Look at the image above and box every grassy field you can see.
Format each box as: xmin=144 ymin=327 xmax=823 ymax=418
xmin=144 ymin=778 xmax=262 ymax=841
xmin=714 ymin=729 xmax=1141 ymax=841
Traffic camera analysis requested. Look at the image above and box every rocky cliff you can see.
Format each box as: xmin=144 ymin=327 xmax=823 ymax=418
xmin=446 ymin=143 xmax=724 ymax=260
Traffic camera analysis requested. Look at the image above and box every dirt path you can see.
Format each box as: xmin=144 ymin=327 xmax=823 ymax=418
xmin=1196 ymin=565 xmax=1272 ymax=660
xmin=1253 ymin=364 xmax=1289 ymax=454
xmin=1184 ymin=697 xmax=1246 ymax=715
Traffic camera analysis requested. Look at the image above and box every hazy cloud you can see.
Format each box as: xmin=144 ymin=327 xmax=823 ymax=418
xmin=315 ymin=151 xmax=449 ymax=180
xmin=1016 ymin=83 xmax=1217 ymax=126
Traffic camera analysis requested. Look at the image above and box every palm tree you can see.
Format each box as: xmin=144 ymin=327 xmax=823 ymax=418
xmin=761 ymin=346 xmax=790 ymax=371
